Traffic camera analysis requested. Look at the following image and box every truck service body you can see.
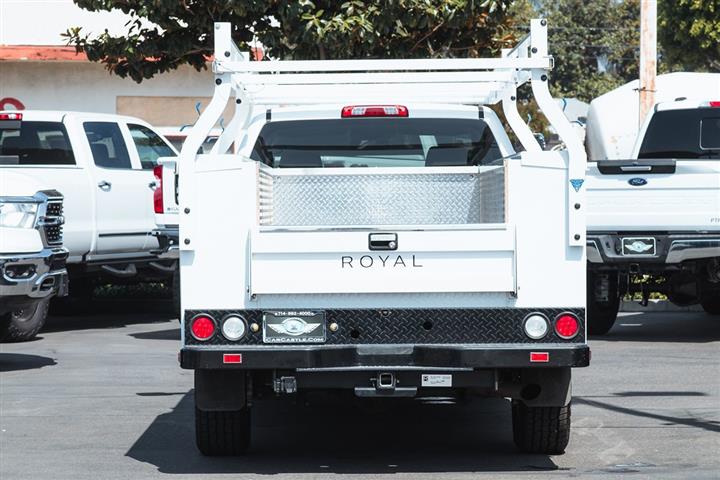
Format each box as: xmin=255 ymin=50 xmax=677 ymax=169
xmin=161 ymin=20 xmax=589 ymax=455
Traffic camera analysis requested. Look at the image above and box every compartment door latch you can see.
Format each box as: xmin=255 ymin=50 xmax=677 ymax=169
xmin=368 ymin=233 xmax=398 ymax=251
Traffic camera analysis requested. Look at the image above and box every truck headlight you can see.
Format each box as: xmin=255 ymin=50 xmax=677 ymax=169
xmin=0 ymin=202 xmax=38 ymax=229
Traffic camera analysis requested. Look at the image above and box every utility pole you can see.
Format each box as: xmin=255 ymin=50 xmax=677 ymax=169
xmin=639 ymin=0 xmax=657 ymax=126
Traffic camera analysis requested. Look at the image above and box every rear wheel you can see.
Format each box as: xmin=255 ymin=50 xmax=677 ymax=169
xmin=700 ymin=290 xmax=720 ymax=315
xmin=195 ymin=407 xmax=251 ymax=456
xmin=587 ymin=271 xmax=620 ymax=335
xmin=512 ymin=401 xmax=571 ymax=455
xmin=1 ymin=298 xmax=50 ymax=342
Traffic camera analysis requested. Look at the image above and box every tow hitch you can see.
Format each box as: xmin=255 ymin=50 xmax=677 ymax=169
xmin=354 ymin=372 xmax=418 ymax=398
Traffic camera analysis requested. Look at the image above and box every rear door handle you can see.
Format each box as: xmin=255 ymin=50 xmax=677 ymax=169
xmin=97 ymin=180 xmax=112 ymax=190
xmin=148 ymin=181 xmax=158 ymax=191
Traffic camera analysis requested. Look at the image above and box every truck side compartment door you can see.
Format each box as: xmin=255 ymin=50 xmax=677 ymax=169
xmin=82 ymin=121 xmax=155 ymax=256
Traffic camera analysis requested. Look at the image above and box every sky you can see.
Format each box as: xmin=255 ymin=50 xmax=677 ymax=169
xmin=0 ymin=0 xmax=135 ymax=45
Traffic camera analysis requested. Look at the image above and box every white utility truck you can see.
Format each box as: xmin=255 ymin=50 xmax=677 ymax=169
xmin=0 ymin=111 xmax=178 ymax=304
xmin=0 ymin=156 xmax=68 ymax=341
xmin=586 ymin=100 xmax=720 ymax=334
xmin=167 ymin=20 xmax=588 ymax=455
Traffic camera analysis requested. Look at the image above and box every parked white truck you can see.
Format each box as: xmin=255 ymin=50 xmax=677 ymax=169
xmin=0 ymin=111 xmax=178 ymax=305
xmin=0 ymin=157 xmax=68 ymax=341
xmin=586 ymin=99 xmax=720 ymax=334
xmin=161 ymin=20 xmax=589 ymax=455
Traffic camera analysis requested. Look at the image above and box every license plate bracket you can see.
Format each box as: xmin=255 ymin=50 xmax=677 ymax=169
xmin=263 ymin=311 xmax=326 ymax=344
xmin=621 ymin=237 xmax=656 ymax=256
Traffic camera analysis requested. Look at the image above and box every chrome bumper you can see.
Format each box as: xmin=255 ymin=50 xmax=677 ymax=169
xmin=587 ymin=234 xmax=720 ymax=264
xmin=0 ymin=247 xmax=69 ymax=298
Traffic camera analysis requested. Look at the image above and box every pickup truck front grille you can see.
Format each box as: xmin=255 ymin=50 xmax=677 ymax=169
xmin=42 ymin=197 xmax=64 ymax=246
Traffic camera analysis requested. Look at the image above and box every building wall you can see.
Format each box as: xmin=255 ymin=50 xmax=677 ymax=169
xmin=0 ymin=61 xmax=228 ymax=127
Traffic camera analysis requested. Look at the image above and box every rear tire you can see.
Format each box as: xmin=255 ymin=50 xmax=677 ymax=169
xmin=700 ymin=296 xmax=720 ymax=315
xmin=587 ymin=271 xmax=620 ymax=335
xmin=512 ymin=401 xmax=571 ymax=455
xmin=195 ymin=407 xmax=251 ymax=456
xmin=1 ymin=297 xmax=50 ymax=342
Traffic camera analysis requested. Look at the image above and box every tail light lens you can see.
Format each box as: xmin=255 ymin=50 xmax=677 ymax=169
xmin=523 ymin=313 xmax=549 ymax=339
xmin=341 ymin=105 xmax=409 ymax=118
xmin=0 ymin=112 xmax=22 ymax=120
xmin=153 ymin=165 xmax=163 ymax=214
xmin=708 ymin=101 xmax=720 ymax=108
xmin=221 ymin=315 xmax=247 ymax=341
xmin=554 ymin=313 xmax=580 ymax=339
xmin=190 ymin=315 xmax=216 ymax=341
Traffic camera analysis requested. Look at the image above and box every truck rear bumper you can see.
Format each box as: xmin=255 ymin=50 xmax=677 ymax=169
xmin=180 ymin=344 xmax=590 ymax=370
xmin=151 ymin=226 xmax=179 ymax=259
xmin=587 ymin=233 xmax=720 ymax=265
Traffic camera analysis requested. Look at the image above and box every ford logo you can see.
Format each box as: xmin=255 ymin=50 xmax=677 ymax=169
xmin=628 ymin=177 xmax=647 ymax=186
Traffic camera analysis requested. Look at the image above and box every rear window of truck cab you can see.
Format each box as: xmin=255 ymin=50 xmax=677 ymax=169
xmin=0 ymin=121 xmax=75 ymax=165
xmin=639 ymin=108 xmax=720 ymax=159
xmin=250 ymin=118 xmax=502 ymax=168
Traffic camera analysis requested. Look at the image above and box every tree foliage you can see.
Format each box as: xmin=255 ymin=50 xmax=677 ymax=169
xmin=533 ymin=0 xmax=640 ymax=103
xmin=659 ymin=0 xmax=720 ymax=72
xmin=64 ymin=0 xmax=518 ymax=83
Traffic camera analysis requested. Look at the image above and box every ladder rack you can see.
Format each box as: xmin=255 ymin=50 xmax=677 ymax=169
xmin=178 ymin=19 xmax=587 ymax=248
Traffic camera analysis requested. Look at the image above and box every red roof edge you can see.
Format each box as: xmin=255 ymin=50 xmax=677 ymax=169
xmin=0 ymin=46 xmax=87 ymax=62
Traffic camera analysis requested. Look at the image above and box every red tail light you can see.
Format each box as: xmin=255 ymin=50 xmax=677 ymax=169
xmin=709 ymin=101 xmax=720 ymax=108
xmin=190 ymin=315 xmax=216 ymax=341
xmin=0 ymin=112 xmax=22 ymax=120
xmin=153 ymin=165 xmax=163 ymax=214
xmin=554 ymin=313 xmax=580 ymax=339
xmin=341 ymin=105 xmax=409 ymax=118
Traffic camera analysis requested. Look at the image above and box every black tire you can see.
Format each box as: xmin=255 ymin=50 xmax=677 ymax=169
xmin=1 ymin=297 xmax=50 ymax=342
xmin=698 ymin=281 xmax=720 ymax=315
xmin=512 ymin=401 xmax=571 ymax=455
xmin=700 ymin=296 xmax=720 ymax=315
xmin=587 ymin=271 xmax=620 ymax=335
xmin=195 ymin=407 xmax=251 ymax=456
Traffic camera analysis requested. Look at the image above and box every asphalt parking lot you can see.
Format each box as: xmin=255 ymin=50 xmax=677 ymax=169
xmin=1 ymin=304 xmax=719 ymax=480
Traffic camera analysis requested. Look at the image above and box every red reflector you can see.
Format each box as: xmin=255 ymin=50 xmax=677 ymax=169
xmin=530 ymin=352 xmax=549 ymax=363
xmin=223 ymin=354 xmax=242 ymax=364
xmin=341 ymin=105 xmax=408 ymax=118
xmin=191 ymin=315 xmax=215 ymax=341
xmin=710 ymin=101 xmax=720 ymax=108
xmin=0 ymin=112 xmax=22 ymax=120
xmin=152 ymin=165 xmax=163 ymax=214
xmin=555 ymin=314 xmax=580 ymax=339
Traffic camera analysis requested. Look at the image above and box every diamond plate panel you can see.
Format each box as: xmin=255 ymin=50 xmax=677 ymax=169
xmin=184 ymin=308 xmax=585 ymax=346
xmin=268 ymin=171 xmax=504 ymax=226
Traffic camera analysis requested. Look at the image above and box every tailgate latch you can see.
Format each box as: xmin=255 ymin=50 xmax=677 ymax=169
xmin=368 ymin=233 xmax=398 ymax=251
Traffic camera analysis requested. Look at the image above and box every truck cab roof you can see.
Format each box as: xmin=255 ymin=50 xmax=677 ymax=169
xmin=0 ymin=110 xmax=157 ymax=126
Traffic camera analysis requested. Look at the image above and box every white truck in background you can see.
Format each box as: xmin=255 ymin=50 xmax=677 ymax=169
xmin=0 ymin=163 xmax=68 ymax=341
xmin=586 ymin=99 xmax=720 ymax=334
xmin=161 ymin=20 xmax=589 ymax=456
xmin=0 ymin=111 xmax=178 ymax=307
